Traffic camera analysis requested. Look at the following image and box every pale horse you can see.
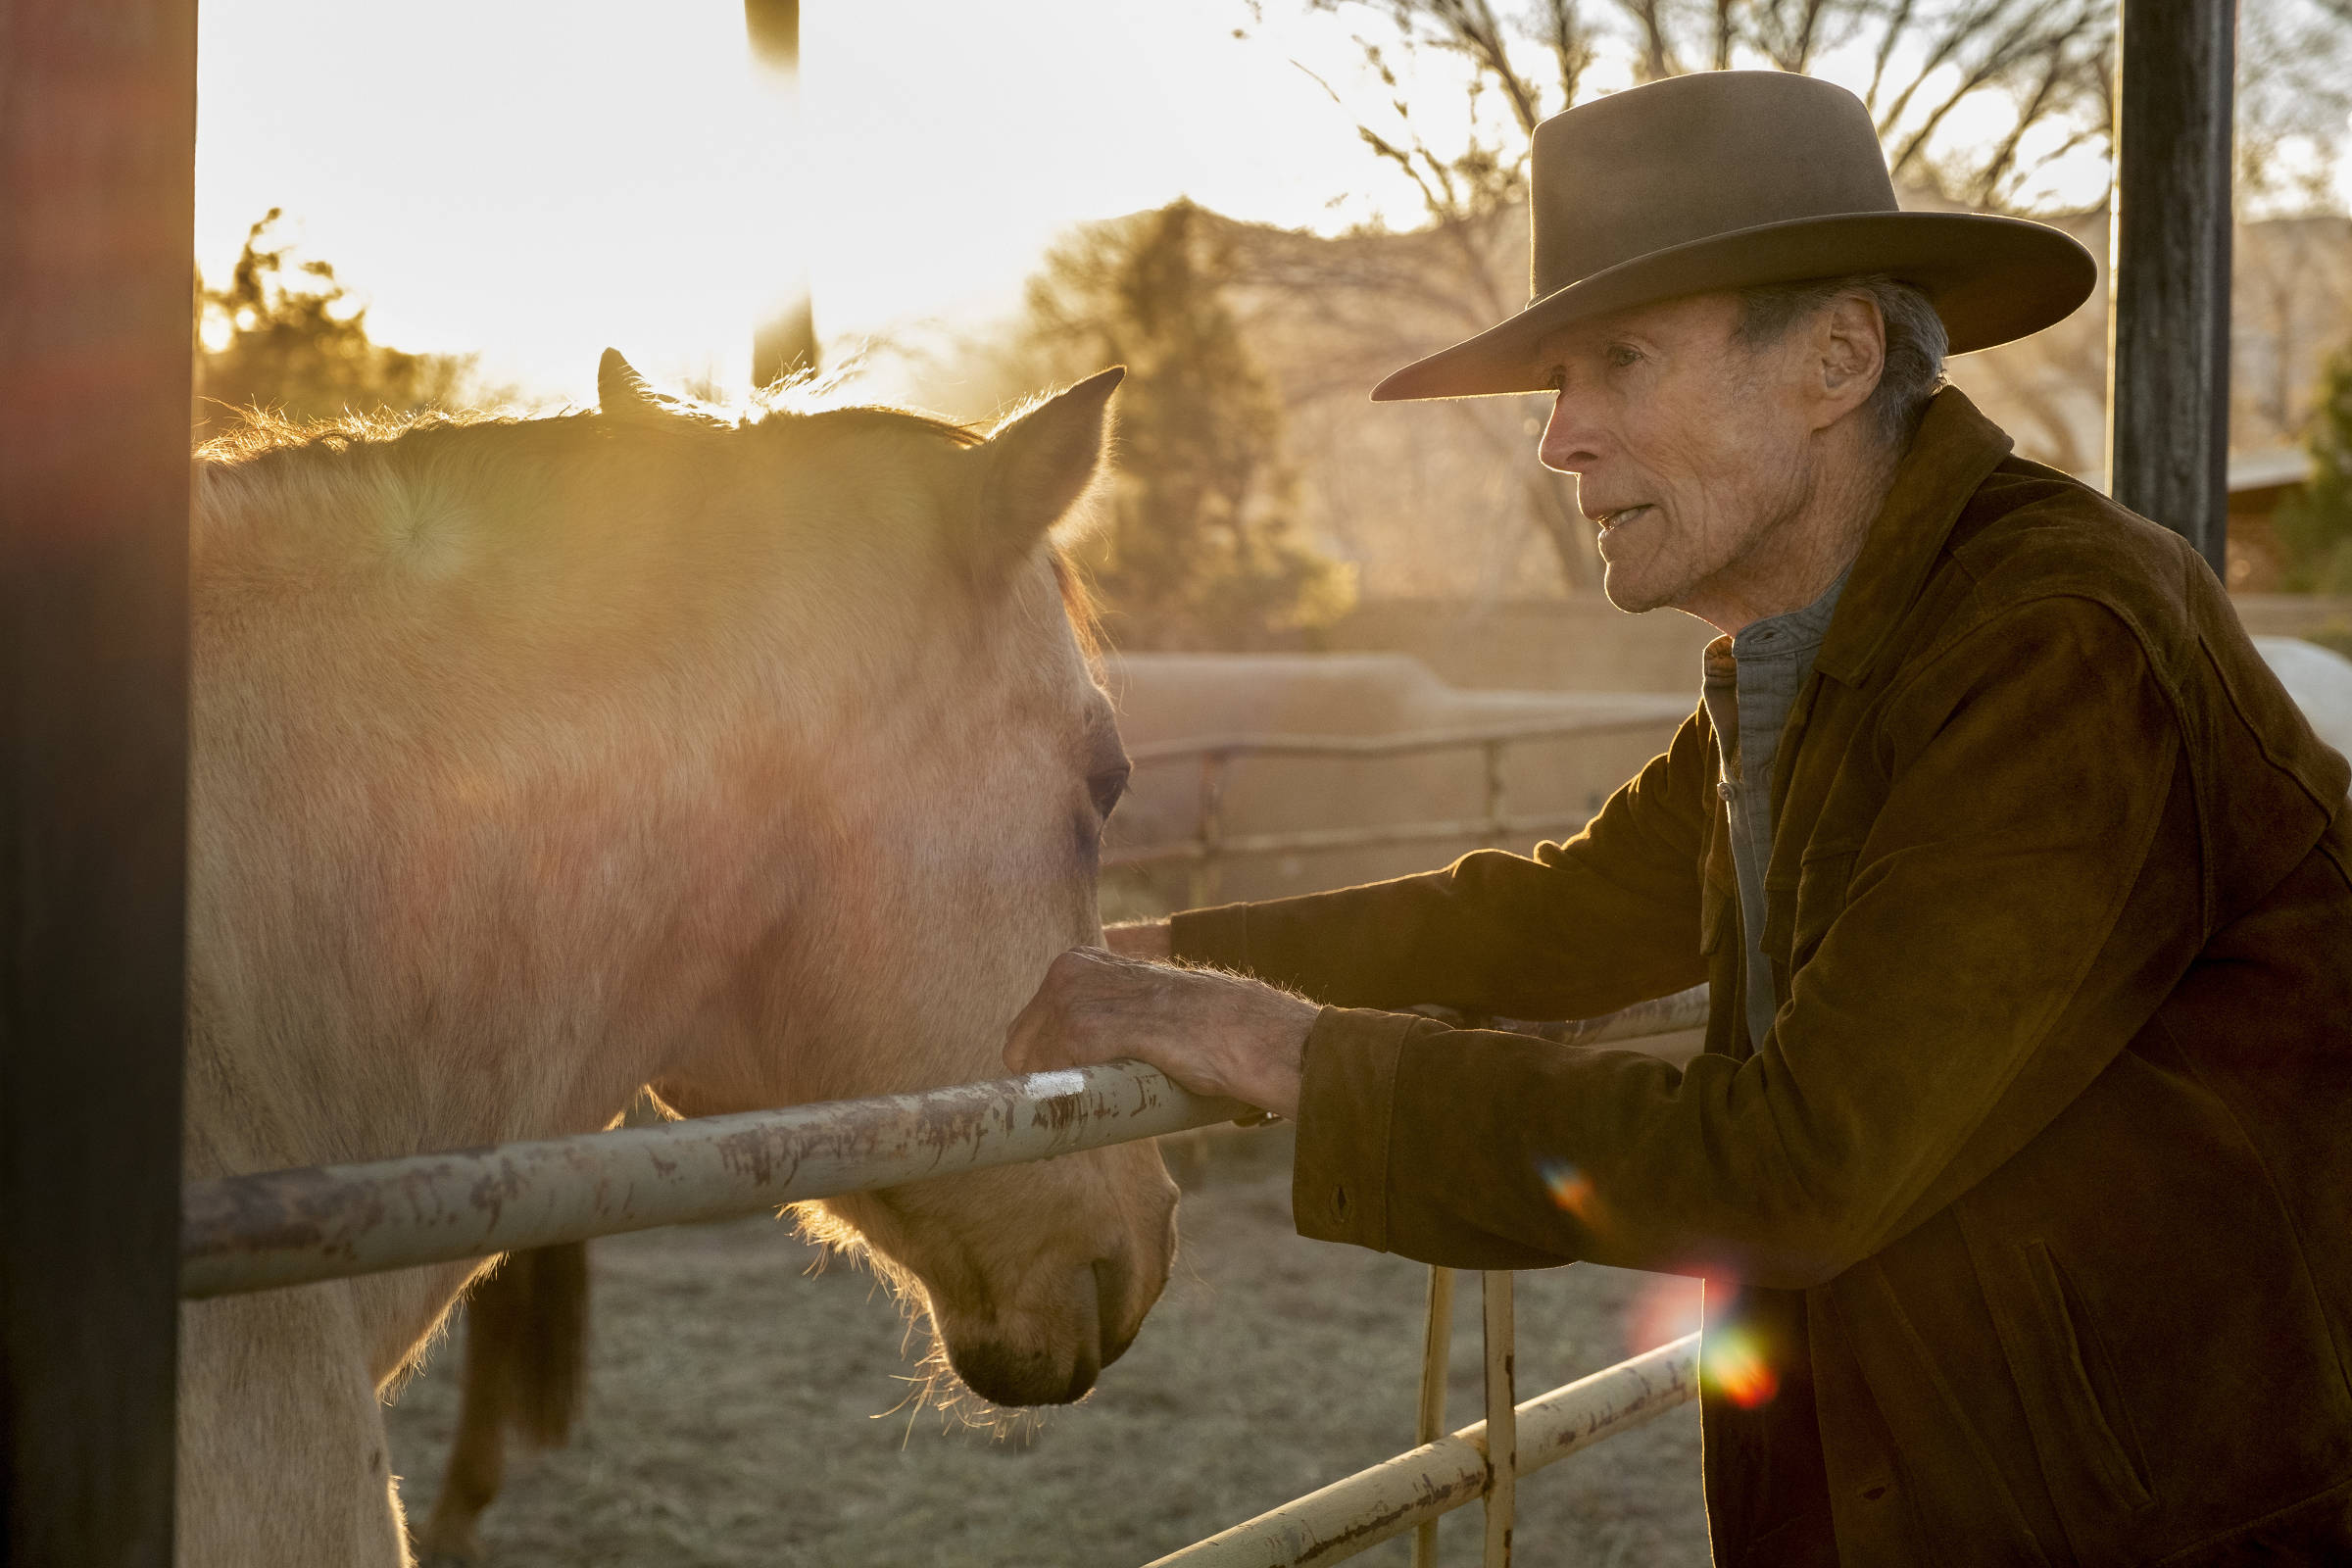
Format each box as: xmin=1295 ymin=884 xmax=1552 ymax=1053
xmin=180 ymin=354 xmax=1176 ymax=1568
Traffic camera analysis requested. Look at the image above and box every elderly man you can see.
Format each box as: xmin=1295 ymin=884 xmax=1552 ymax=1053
xmin=1008 ymin=72 xmax=2352 ymax=1564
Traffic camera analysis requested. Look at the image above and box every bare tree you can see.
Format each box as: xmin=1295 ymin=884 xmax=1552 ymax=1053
xmin=1282 ymin=0 xmax=2119 ymax=219
xmin=1238 ymin=0 xmax=2349 ymax=592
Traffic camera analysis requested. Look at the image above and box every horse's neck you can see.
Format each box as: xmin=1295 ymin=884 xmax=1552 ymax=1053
xmin=194 ymin=669 xmax=752 ymax=1179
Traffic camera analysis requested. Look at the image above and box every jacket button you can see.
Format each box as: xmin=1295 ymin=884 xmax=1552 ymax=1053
xmin=1717 ymin=780 xmax=1735 ymax=801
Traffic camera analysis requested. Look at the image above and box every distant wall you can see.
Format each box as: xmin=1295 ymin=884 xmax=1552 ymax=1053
xmin=2233 ymin=595 xmax=2352 ymax=638
xmin=1101 ymin=653 xmax=1689 ymax=908
xmin=1325 ymin=594 xmax=2352 ymax=696
xmin=1327 ymin=598 xmax=1715 ymax=695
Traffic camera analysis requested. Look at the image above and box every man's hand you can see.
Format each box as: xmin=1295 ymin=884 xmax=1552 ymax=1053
xmin=1004 ymin=947 xmax=1317 ymax=1120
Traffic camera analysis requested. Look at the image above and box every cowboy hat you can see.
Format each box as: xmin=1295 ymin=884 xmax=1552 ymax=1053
xmin=1371 ymin=71 xmax=2098 ymax=402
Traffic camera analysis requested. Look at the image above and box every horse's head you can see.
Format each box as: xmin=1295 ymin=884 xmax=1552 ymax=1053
xmin=601 ymin=356 xmax=1176 ymax=1408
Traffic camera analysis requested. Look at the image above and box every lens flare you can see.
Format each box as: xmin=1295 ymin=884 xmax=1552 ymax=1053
xmin=1702 ymin=1324 xmax=1781 ymax=1409
xmin=1537 ymin=1157 xmax=1600 ymax=1224
xmin=1622 ymin=1274 xmax=1703 ymax=1354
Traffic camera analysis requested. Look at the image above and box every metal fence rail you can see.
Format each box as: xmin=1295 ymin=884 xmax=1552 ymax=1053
xmin=180 ymin=1063 xmax=1246 ymax=1299
xmin=1152 ymin=1331 xmax=1703 ymax=1568
xmin=1104 ymin=710 xmax=1690 ymax=904
xmin=180 ymin=983 xmax=1713 ymax=1565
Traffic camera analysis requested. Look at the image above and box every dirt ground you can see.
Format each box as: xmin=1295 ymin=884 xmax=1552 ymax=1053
xmin=382 ymin=1126 xmax=1710 ymax=1568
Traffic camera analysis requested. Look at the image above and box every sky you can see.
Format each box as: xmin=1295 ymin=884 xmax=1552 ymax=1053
xmin=196 ymin=2 xmax=2352 ymax=410
xmin=196 ymin=0 xmax=1402 ymax=405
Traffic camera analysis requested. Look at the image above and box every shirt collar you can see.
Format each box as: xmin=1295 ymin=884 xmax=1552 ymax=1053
xmin=1733 ymin=564 xmax=1849 ymax=659
xmin=1813 ymin=385 xmax=2015 ymax=687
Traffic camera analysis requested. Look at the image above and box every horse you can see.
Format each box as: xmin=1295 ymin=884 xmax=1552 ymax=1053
xmin=180 ymin=353 xmax=1177 ymax=1568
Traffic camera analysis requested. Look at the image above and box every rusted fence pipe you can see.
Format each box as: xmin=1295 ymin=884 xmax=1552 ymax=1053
xmin=1107 ymin=811 xmax=1617 ymax=871
xmin=1122 ymin=710 xmax=1690 ymax=766
xmin=181 ymin=1062 xmax=1244 ymax=1298
xmin=181 ymin=984 xmax=1711 ymax=1298
xmin=1144 ymin=1332 xmax=1702 ymax=1568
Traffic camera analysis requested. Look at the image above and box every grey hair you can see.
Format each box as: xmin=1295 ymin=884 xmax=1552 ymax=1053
xmin=1734 ymin=273 xmax=1949 ymax=448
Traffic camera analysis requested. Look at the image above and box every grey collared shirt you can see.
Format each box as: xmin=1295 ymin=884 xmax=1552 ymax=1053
xmin=1697 ymin=569 xmax=1849 ymax=1049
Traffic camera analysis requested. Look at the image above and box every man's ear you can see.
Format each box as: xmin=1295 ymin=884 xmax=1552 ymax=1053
xmin=1816 ymin=295 xmax=1886 ymax=424
xmin=597 ymin=348 xmax=729 ymax=429
xmin=965 ymin=367 xmax=1124 ymax=576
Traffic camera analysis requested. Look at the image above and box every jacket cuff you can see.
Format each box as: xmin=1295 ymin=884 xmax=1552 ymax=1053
xmin=1291 ymin=1006 xmax=1420 ymax=1251
xmin=1169 ymin=901 xmax=1252 ymax=973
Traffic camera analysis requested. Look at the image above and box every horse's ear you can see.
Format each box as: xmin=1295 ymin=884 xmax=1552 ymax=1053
xmin=598 ymin=349 xmax=659 ymax=419
xmin=969 ymin=367 xmax=1124 ymax=573
xmin=597 ymin=348 xmax=727 ymax=429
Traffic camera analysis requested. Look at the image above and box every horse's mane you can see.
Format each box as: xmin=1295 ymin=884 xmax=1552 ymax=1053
xmin=193 ymin=396 xmax=986 ymax=467
xmin=192 ymin=397 xmax=1102 ymax=656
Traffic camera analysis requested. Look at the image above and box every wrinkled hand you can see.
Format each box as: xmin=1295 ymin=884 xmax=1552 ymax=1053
xmin=1004 ymin=947 xmax=1317 ymax=1120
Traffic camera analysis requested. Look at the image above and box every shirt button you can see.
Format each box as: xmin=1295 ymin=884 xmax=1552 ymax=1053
xmin=1717 ymin=781 xmax=1735 ymax=801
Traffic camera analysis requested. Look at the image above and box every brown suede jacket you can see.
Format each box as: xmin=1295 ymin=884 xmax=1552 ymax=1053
xmin=1170 ymin=390 xmax=2352 ymax=1567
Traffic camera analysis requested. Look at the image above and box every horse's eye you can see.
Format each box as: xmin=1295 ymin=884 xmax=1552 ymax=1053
xmin=1088 ymin=762 xmax=1131 ymax=819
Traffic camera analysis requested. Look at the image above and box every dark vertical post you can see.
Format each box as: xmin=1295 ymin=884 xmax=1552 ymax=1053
xmin=2105 ymin=0 xmax=2236 ymax=577
xmin=0 ymin=2 xmax=196 ymax=1564
xmin=746 ymin=0 xmax=819 ymax=387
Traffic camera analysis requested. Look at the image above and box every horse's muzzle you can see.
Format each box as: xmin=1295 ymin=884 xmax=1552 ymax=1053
xmin=944 ymin=1257 xmax=1138 ymax=1407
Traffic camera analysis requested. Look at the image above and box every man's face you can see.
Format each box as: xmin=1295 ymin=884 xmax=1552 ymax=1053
xmin=1536 ymin=292 xmax=1824 ymax=616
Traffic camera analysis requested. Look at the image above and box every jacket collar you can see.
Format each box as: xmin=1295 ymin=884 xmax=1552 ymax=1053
xmin=1813 ymin=386 xmax=2015 ymax=686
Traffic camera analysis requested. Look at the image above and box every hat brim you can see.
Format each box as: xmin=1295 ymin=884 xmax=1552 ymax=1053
xmin=1369 ymin=210 xmax=2097 ymax=402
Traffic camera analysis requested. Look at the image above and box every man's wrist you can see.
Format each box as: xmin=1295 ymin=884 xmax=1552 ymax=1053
xmin=1233 ymin=1002 xmax=1315 ymax=1121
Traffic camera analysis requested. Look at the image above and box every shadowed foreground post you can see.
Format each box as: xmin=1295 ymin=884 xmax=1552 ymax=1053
xmin=0 ymin=1 xmax=196 ymax=1562
xmin=2107 ymin=0 xmax=2235 ymax=572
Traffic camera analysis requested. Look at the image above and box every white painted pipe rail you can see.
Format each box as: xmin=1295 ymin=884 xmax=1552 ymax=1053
xmin=1121 ymin=710 xmax=1691 ymax=765
xmin=180 ymin=1062 xmax=1245 ymax=1298
xmin=182 ymin=986 xmax=1710 ymax=1299
xmin=1145 ymin=1332 xmax=1702 ymax=1568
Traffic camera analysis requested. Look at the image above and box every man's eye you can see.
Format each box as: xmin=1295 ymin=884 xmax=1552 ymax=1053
xmin=1606 ymin=344 xmax=1642 ymax=368
xmin=1088 ymin=763 xmax=1131 ymax=819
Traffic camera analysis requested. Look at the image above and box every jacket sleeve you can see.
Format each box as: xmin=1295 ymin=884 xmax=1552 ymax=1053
xmin=1288 ymin=597 xmax=2196 ymax=1286
xmin=1167 ymin=707 xmax=1714 ymax=1020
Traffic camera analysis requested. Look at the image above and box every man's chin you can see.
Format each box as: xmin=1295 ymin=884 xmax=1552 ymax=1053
xmin=1599 ymin=564 xmax=1673 ymax=615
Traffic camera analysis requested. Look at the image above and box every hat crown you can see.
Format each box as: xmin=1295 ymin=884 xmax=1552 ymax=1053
xmin=1530 ymin=72 xmax=1897 ymax=302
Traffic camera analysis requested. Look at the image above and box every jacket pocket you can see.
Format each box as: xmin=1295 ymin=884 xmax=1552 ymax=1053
xmin=1788 ymin=846 xmax=1859 ymax=969
xmin=2014 ymin=1239 xmax=2153 ymax=1514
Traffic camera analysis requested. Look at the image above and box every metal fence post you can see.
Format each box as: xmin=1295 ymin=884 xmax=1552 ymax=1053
xmin=1188 ymin=751 xmax=1230 ymax=909
xmin=1482 ymin=1271 xmax=1517 ymax=1568
xmin=1410 ymin=1266 xmax=1457 ymax=1568
xmin=1481 ymin=739 xmax=1508 ymax=847
xmin=0 ymin=2 xmax=197 ymax=1561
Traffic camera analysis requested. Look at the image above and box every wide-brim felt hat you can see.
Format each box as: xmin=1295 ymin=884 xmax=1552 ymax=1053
xmin=1372 ymin=71 xmax=2098 ymax=402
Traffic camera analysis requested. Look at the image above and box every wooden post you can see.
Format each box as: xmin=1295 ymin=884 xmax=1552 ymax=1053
xmin=2106 ymin=0 xmax=2235 ymax=576
xmin=0 ymin=1 xmax=196 ymax=1562
xmin=746 ymin=0 xmax=819 ymax=387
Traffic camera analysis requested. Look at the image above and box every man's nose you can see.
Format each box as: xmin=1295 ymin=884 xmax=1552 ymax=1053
xmin=1537 ymin=389 xmax=1602 ymax=473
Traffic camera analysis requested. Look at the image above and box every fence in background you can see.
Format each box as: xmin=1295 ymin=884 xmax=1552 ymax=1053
xmin=183 ymin=985 xmax=1711 ymax=1566
xmin=1105 ymin=714 xmax=1686 ymax=907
